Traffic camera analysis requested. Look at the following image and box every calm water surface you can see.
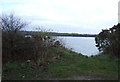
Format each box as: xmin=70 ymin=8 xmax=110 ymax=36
xmin=56 ymin=36 xmax=99 ymax=56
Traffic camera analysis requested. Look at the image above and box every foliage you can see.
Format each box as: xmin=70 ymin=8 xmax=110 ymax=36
xmin=95 ymin=23 xmax=120 ymax=57
xmin=1 ymin=13 xmax=62 ymax=63
xmin=0 ymin=13 xmax=29 ymax=62
xmin=2 ymin=48 xmax=118 ymax=80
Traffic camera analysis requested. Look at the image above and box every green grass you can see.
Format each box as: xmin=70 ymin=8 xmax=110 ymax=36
xmin=2 ymin=47 xmax=119 ymax=80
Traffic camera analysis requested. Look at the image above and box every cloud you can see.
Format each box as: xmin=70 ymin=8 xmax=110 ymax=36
xmin=0 ymin=0 xmax=119 ymax=33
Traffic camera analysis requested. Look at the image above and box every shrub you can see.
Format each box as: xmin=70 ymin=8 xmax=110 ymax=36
xmin=95 ymin=23 xmax=120 ymax=57
xmin=0 ymin=13 xmax=29 ymax=62
xmin=1 ymin=13 xmax=62 ymax=63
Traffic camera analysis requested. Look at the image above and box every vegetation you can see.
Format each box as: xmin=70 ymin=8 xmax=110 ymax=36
xmin=50 ymin=32 xmax=97 ymax=37
xmin=20 ymin=31 xmax=97 ymax=37
xmin=95 ymin=24 xmax=120 ymax=57
xmin=1 ymin=13 xmax=119 ymax=80
xmin=1 ymin=13 xmax=29 ymax=63
xmin=2 ymin=47 xmax=118 ymax=80
xmin=0 ymin=13 xmax=61 ymax=63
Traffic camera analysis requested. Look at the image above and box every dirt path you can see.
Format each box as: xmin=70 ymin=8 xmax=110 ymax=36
xmin=47 ymin=76 xmax=104 ymax=80
xmin=65 ymin=76 xmax=104 ymax=80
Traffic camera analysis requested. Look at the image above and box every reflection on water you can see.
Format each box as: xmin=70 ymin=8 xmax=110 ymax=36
xmin=56 ymin=36 xmax=99 ymax=56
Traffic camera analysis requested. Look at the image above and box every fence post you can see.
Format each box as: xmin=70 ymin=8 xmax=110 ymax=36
xmin=0 ymin=28 xmax=2 ymax=81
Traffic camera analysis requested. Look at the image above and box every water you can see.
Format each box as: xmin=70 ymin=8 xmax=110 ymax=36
xmin=55 ymin=36 xmax=99 ymax=56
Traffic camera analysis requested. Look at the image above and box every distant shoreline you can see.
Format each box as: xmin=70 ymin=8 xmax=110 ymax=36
xmin=52 ymin=35 xmax=96 ymax=37
xmin=20 ymin=31 xmax=97 ymax=37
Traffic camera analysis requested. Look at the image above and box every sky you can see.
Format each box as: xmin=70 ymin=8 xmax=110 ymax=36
xmin=0 ymin=0 xmax=119 ymax=34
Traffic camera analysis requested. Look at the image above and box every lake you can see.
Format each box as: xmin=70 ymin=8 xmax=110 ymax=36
xmin=55 ymin=36 xmax=99 ymax=56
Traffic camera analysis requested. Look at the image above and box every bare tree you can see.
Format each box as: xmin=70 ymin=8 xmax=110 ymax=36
xmin=0 ymin=13 xmax=28 ymax=32
xmin=0 ymin=13 xmax=28 ymax=61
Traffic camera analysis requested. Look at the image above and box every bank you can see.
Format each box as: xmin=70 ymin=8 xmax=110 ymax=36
xmin=2 ymin=47 xmax=119 ymax=80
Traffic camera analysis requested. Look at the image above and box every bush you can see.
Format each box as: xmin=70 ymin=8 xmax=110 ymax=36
xmin=95 ymin=23 xmax=120 ymax=57
xmin=2 ymin=30 xmax=57 ymax=63
xmin=1 ymin=13 xmax=63 ymax=64
xmin=0 ymin=13 xmax=29 ymax=62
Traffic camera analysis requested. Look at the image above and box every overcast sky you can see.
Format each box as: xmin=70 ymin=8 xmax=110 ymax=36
xmin=0 ymin=0 xmax=119 ymax=34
